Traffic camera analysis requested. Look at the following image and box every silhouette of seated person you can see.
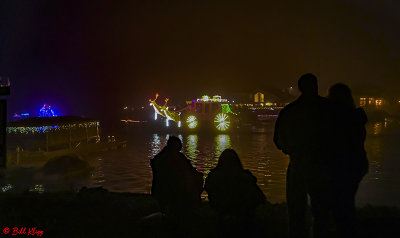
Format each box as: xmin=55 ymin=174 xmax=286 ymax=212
xmin=150 ymin=136 xmax=203 ymax=218
xmin=205 ymin=149 xmax=266 ymax=235
xmin=328 ymin=83 xmax=368 ymax=238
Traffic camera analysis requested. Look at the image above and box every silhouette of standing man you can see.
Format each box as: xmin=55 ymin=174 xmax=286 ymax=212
xmin=274 ymin=74 xmax=333 ymax=238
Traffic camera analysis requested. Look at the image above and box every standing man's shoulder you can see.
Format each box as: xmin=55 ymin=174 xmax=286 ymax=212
xmin=321 ymin=96 xmax=337 ymax=116
xmin=318 ymin=96 xmax=331 ymax=105
xmin=279 ymin=99 xmax=300 ymax=117
xmin=317 ymin=95 xmax=336 ymax=107
xmin=284 ymin=99 xmax=300 ymax=110
xmin=315 ymin=96 xmax=333 ymax=111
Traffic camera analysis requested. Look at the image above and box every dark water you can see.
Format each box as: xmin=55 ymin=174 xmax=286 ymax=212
xmin=88 ymin=119 xmax=400 ymax=207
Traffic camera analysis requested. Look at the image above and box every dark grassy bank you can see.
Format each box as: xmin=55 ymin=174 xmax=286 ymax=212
xmin=1 ymin=187 xmax=399 ymax=238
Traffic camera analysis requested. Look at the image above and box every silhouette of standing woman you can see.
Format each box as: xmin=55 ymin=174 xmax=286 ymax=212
xmin=328 ymin=83 xmax=368 ymax=238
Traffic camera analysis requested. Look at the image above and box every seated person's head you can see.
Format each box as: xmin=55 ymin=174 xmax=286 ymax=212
xmin=217 ymin=149 xmax=243 ymax=171
xmin=298 ymin=73 xmax=318 ymax=96
xmin=167 ymin=136 xmax=182 ymax=151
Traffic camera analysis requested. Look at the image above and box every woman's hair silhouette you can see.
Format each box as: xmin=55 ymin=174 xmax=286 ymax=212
xmin=328 ymin=83 xmax=355 ymax=109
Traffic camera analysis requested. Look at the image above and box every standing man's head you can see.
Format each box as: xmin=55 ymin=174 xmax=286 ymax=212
xmin=298 ymin=73 xmax=318 ymax=96
xmin=167 ymin=136 xmax=182 ymax=151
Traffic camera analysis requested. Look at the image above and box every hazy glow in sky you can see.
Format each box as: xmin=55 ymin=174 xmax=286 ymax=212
xmin=1 ymin=0 xmax=399 ymax=117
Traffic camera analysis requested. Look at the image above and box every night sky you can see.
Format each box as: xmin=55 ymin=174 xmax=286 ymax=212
xmin=1 ymin=0 xmax=400 ymax=118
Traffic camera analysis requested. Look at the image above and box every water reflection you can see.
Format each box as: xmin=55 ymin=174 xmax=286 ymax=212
xmin=215 ymin=134 xmax=231 ymax=156
xmin=373 ymin=122 xmax=383 ymax=135
xmin=92 ymin=156 xmax=105 ymax=184
xmin=149 ymin=134 xmax=162 ymax=157
xmin=366 ymin=122 xmax=385 ymax=182
xmin=186 ymin=134 xmax=198 ymax=160
xmin=85 ymin=120 xmax=400 ymax=206
xmin=3 ymin=117 xmax=399 ymax=206
xmin=199 ymin=134 xmax=232 ymax=175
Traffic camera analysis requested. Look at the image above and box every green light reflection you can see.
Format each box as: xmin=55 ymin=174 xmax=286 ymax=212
xmin=186 ymin=134 xmax=198 ymax=161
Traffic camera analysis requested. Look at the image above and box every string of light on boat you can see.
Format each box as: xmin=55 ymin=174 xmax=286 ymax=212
xmin=7 ymin=122 xmax=100 ymax=134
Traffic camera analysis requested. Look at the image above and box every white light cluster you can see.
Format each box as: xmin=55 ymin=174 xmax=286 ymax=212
xmin=197 ymin=95 xmax=228 ymax=102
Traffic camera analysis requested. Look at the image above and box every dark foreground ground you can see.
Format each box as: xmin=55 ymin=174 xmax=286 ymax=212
xmin=1 ymin=187 xmax=400 ymax=238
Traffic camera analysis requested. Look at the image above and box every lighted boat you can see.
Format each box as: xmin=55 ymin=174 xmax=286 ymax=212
xmin=149 ymin=94 xmax=238 ymax=132
xmin=6 ymin=116 xmax=127 ymax=167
